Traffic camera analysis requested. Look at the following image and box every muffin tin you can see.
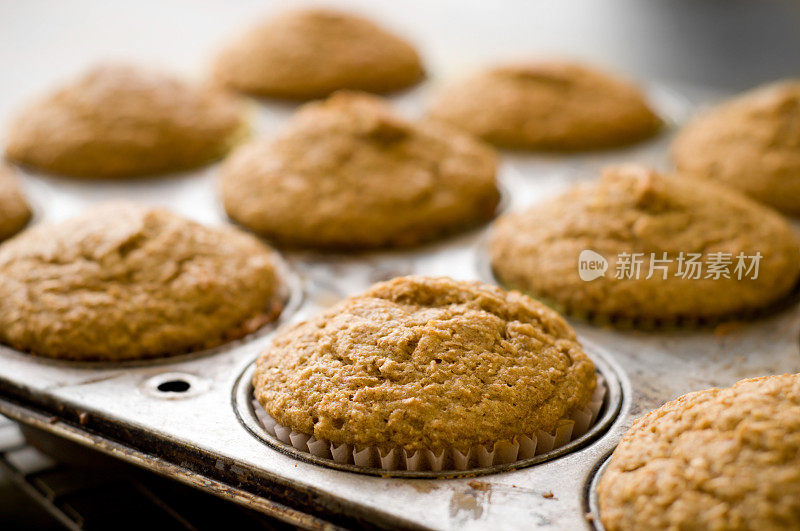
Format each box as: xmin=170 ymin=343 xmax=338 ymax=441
xmin=0 ymin=82 xmax=799 ymax=530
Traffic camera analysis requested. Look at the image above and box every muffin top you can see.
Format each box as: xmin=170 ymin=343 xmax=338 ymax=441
xmin=221 ymin=92 xmax=499 ymax=249
xmin=428 ymin=61 xmax=662 ymax=150
xmin=253 ymin=276 xmax=596 ymax=452
xmin=673 ymin=80 xmax=800 ymax=215
xmin=598 ymin=373 xmax=800 ymax=531
xmin=5 ymin=64 xmax=247 ymax=178
xmin=0 ymin=203 xmax=279 ymax=361
xmin=490 ymin=165 xmax=800 ymax=321
xmin=0 ymin=164 xmax=32 ymax=241
xmin=212 ymin=8 xmax=424 ymax=99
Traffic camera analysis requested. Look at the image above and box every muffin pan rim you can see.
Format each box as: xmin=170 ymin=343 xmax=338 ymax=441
xmin=585 ymin=452 xmax=613 ymax=531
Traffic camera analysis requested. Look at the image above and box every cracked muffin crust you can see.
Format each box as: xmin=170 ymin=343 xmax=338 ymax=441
xmin=221 ymin=92 xmax=499 ymax=249
xmin=0 ymin=164 xmax=32 ymax=241
xmin=253 ymin=276 xmax=596 ymax=452
xmin=428 ymin=61 xmax=662 ymax=150
xmin=672 ymin=80 xmax=800 ymax=216
xmin=489 ymin=165 xmax=800 ymax=321
xmin=5 ymin=64 xmax=248 ymax=179
xmin=212 ymin=8 xmax=424 ymax=99
xmin=0 ymin=203 xmax=281 ymax=361
xmin=597 ymin=373 xmax=800 ymax=531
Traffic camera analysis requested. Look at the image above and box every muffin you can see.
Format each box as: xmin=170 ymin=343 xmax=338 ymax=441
xmin=212 ymin=8 xmax=424 ymax=100
xmin=5 ymin=64 xmax=248 ymax=179
xmin=221 ymin=91 xmax=499 ymax=250
xmin=253 ymin=276 xmax=597 ymax=464
xmin=0 ymin=164 xmax=32 ymax=241
xmin=489 ymin=165 xmax=800 ymax=323
xmin=597 ymin=373 xmax=800 ymax=530
xmin=428 ymin=61 xmax=662 ymax=150
xmin=672 ymin=80 xmax=800 ymax=216
xmin=0 ymin=202 xmax=281 ymax=361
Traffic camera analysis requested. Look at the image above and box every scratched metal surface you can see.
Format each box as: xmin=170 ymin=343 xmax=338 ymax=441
xmin=0 ymin=76 xmax=799 ymax=530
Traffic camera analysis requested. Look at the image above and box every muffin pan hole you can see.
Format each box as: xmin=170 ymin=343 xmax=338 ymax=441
xmin=143 ymin=372 xmax=209 ymax=399
xmin=157 ymin=379 xmax=191 ymax=393
xmin=232 ymin=347 xmax=624 ymax=478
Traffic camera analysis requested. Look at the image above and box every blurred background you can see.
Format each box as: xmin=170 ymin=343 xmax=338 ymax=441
xmin=0 ymin=0 xmax=798 ymax=528
xmin=1 ymin=0 xmax=799 ymax=127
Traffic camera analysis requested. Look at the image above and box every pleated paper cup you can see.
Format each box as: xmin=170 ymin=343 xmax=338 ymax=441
xmin=253 ymin=375 xmax=606 ymax=473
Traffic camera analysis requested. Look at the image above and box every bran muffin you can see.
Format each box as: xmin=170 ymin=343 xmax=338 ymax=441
xmin=0 ymin=202 xmax=281 ymax=361
xmin=0 ymin=164 xmax=32 ymax=241
xmin=672 ymin=80 xmax=800 ymax=216
xmin=489 ymin=165 xmax=800 ymax=322
xmin=221 ymin=92 xmax=500 ymax=250
xmin=253 ymin=276 xmax=596 ymax=454
xmin=5 ymin=64 xmax=248 ymax=179
xmin=597 ymin=373 xmax=800 ymax=531
xmin=212 ymin=8 xmax=424 ymax=100
xmin=428 ymin=61 xmax=662 ymax=150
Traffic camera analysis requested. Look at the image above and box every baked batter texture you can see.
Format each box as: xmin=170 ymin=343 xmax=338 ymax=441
xmin=0 ymin=164 xmax=32 ymax=241
xmin=598 ymin=373 xmax=800 ymax=530
xmin=429 ymin=61 xmax=662 ymax=150
xmin=0 ymin=203 xmax=280 ymax=361
xmin=6 ymin=64 xmax=248 ymax=178
xmin=253 ymin=276 xmax=596 ymax=452
xmin=213 ymin=8 xmax=424 ymax=99
xmin=673 ymin=80 xmax=800 ymax=215
xmin=221 ymin=92 xmax=499 ymax=249
xmin=490 ymin=165 xmax=800 ymax=322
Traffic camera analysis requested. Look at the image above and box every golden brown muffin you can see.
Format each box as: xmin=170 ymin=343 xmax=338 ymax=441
xmin=489 ymin=165 xmax=800 ymax=322
xmin=0 ymin=203 xmax=281 ymax=361
xmin=428 ymin=61 xmax=662 ymax=150
xmin=212 ymin=8 xmax=424 ymax=100
xmin=673 ymin=80 xmax=800 ymax=216
xmin=0 ymin=164 xmax=32 ymax=241
xmin=597 ymin=373 xmax=800 ymax=531
xmin=253 ymin=276 xmax=596 ymax=453
xmin=221 ymin=91 xmax=499 ymax=250
xmin=5 ymin=64 xmax=248 ymax=179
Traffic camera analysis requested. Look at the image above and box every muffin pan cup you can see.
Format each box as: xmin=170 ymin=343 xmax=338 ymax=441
xmin=236 ymin=357 xmax=620 ymax=478
xmin=249 ymin=386 xmax=604 ymax=474
xmin=0 ymin=81 xmax=798 ymax=530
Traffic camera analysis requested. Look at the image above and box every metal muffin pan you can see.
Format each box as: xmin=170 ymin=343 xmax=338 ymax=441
xmin=1 ymin=82 xmax=799 ymax=530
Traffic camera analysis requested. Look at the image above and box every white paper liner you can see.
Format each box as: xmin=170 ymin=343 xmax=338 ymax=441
xmin=253 ymin=375 xmax=606 ymax=472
